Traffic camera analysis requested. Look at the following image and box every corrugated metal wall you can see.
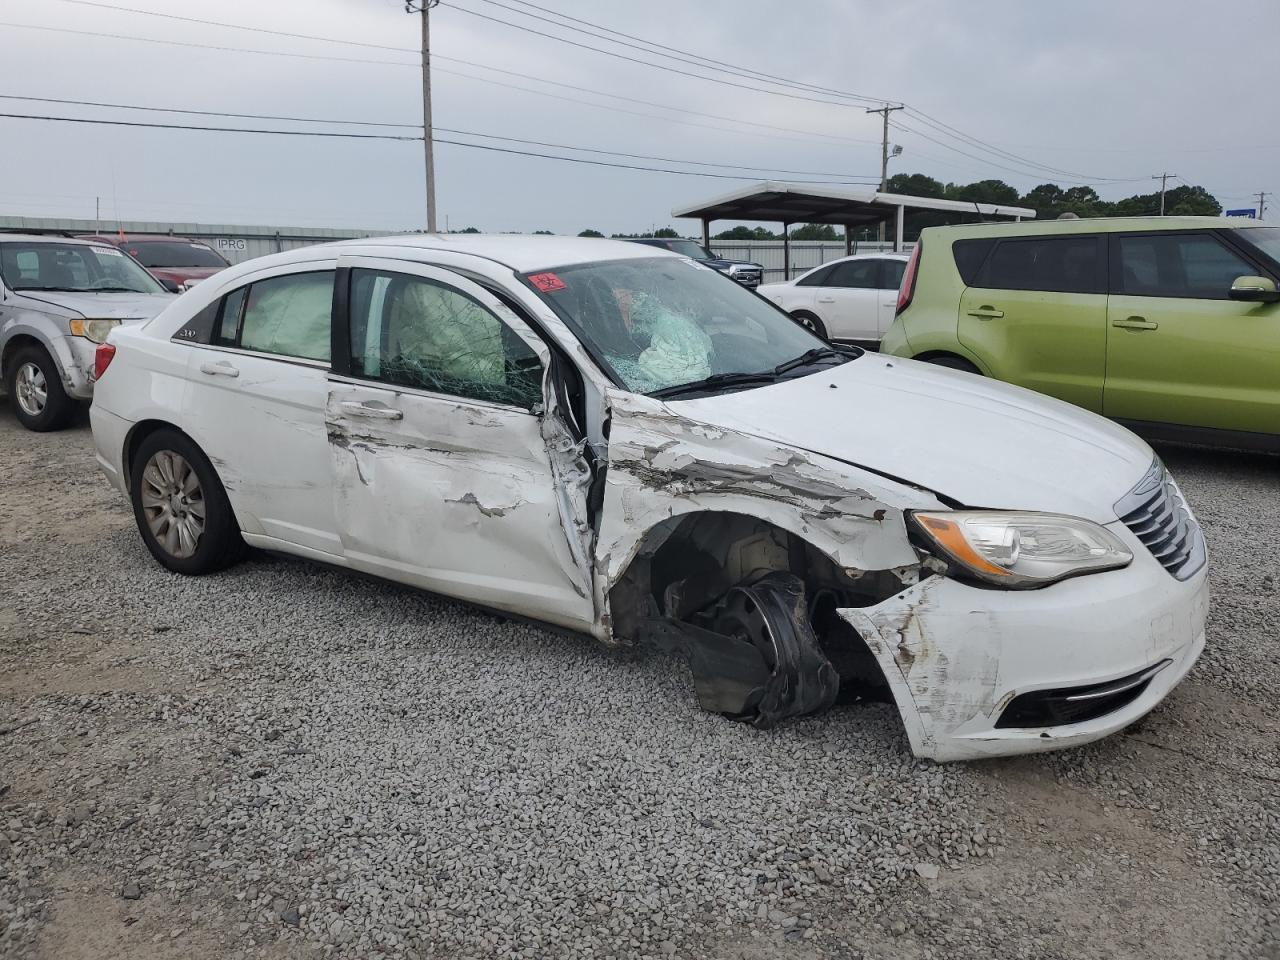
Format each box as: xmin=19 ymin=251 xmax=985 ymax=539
xmin=709 ymin=240 xmax=915 ymax=282
xmin=2 ymin=217 xmax=914 ymax=278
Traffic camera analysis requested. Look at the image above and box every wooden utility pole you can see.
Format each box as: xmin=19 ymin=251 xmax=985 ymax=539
xmin=407 ymin=1 xmax=440 ymax=233
xmin=1153 ymin=172 xmax=1176 ymax=216
xmin=1256 ymin=191 xmax=1271 ymax=221
xmin=867 ymin=104 xmax=903 ymax=243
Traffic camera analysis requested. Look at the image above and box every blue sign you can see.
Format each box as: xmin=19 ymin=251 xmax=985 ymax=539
xmin=1225 ymin=208 xmax=1258 ymax=218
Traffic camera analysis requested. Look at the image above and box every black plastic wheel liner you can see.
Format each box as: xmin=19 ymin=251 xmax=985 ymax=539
xmin=643 ymin=573 xmax=840 ymax=728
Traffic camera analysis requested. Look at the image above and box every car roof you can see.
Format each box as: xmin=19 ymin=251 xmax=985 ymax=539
xmin=270 ymin=233 xmax=683 ymax=272
xmin=77 ymin=233 xmax=210 ymax=245
xmin=0 ymin=233 xmax=116 ymax=247
xmin=920 ymin=215 xmax=1245 ymax=240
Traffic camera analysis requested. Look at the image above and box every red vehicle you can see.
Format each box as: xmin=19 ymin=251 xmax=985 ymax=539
xmin=77 ymin=234 xmax=231 ymax=292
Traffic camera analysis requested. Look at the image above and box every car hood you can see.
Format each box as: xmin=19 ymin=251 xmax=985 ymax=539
xmin=150 ymin=266 xmax=226 ymax=284
xmin=666 ymin=355 xmax=1153 ymax=523
xmin=19 ymin=290 xmax=175 ymax=320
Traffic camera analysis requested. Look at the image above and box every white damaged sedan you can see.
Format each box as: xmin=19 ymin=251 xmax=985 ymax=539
xmin=89 ymin=235 xmax=1208 ymax=761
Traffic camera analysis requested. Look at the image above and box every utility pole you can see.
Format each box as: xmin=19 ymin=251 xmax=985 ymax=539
xmin=1152 ymin=172 xmax=1176 ymax=216
xmin=867 ymin=104 xmax=903 ymax=244
xmin=406 ymin=1 xmax=440 ymax=233
xmin=1256 ymin=191 xmax=1270 ymax=221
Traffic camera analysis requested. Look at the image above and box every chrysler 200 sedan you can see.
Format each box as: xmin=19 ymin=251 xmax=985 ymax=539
xmin=90 ymin=235 xmax=1208 ymax=761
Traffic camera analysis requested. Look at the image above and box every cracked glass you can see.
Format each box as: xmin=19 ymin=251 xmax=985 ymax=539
xmin=524 ymin=257 xmax=823 ymax=394
xmin=349 ymin=269 xmax=543 ymax=410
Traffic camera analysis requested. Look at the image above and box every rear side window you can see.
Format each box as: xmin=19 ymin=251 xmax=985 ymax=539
xmin=1116 ymin=234 xmax=1256 ymax=300
xmin=825 ymin=259 xmax=880 ymax=289
xmin=978 ymin=235 xmax=1101 ymax=294
xmin=239 ymin=272 xmax=334 ymax=362
xmin=880 ymin=259 xmax=907 ymax=290
xmin=952 ymin=239 xmax=995 ymax=285
xmin=796 ymin=265 xmax=832 ymax=287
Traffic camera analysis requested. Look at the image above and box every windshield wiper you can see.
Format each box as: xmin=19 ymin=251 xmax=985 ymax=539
xmin=89 ymin=286 xmax=146 ymax=293
xmin=650 ymin=370 xmax=779 ymax=400
xmin=773 ymin=345 xmax=854 ymax=376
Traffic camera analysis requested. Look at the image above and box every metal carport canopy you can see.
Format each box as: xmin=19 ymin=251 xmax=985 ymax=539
xmin=672 ymin=181 xmax=1037 ymax=275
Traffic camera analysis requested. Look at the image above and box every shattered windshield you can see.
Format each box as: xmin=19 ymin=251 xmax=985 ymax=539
xmin=0 ymin=241 xmax=164 ymax=294
xmin=524 ymin=257 xmax=833 ymax=395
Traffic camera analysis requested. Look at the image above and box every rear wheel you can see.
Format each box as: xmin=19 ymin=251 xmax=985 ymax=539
xmin=789 ymin=310 xmax=828 ymax=339
xmin=921 ymin=353 xmax=981 ymax=375
xmin=130 ymin=429 xmax=244 ymax=575
xmin=5 ymin=345 xmax=77 ymax=432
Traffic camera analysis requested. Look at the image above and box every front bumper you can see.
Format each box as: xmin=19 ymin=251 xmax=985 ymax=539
xmin=52 ymin=335 xmax=98 ymax=399
xmin=840 ymin=526 xmax=1209 ymax=761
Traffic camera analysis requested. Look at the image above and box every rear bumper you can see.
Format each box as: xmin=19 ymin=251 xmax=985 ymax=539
xmin=90 ymin=403 xmax=132 ymax=493
xmin=840 ymin=531 xmax=1209 ymax=761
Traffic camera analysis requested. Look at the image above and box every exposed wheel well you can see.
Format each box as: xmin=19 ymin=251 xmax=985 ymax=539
xmin=608 ymin=511 xmax=909 ymax=703
xmin=1 ymin=335 xmax=47 ymax=379
xmin=914 ymin=350 xmax=982 ymax=374
xmin=123 ymin=419 xmax=194 ymax=489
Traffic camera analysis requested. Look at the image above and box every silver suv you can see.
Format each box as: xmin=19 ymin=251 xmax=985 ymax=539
xmin=0 ymin=235 xmax=173 ymax=431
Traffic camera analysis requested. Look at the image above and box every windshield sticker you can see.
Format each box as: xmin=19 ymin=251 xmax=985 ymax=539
xmin=527 ymin=272 xmax=567 ymax=293
xmin=94 ymin=247 xmax=125 ymax=256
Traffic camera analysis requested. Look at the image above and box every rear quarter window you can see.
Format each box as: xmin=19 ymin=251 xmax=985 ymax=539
xmin=952 ymin=239 xmax=995 ymax=286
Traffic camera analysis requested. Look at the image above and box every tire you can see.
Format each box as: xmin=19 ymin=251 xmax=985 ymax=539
xmin=4 ymin=345 xmax=78 ymax=432
xmin=129 ymin=428 xmax=244 ymax=575
xmin=789 ymin=310 xmax=828 ymax=339
xmin=922 ymin=354 xmax=981 ymax=375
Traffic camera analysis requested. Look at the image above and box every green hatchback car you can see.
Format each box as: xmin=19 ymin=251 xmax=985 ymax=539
xmin=881 ymin=217 xmax=1280 ymax=451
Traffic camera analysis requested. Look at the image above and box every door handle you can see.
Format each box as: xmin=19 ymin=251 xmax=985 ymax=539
xmin=198 ymin=360 xmax=239 ymax=377
xmin=817 ymin=296 xmax=836 ymax=303
xmin=340 ymin=400 xmax=403 ymax=421
xmin=966 ymin=307 xmax=1004 ymax=320
xmin=1112 ymin=317 xmax=1159 ymax=330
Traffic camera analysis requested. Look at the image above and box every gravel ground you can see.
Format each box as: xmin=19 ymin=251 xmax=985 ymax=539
xmin=0 ymin=401 xmax=1276 ymax=960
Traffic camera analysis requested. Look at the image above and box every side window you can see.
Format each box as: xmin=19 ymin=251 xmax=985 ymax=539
xmin=348 ymin=269 xmax=543 ymax=410
xmin=238 ymin=272 xmax=334 ymax=362
xmin=952 ymin=238 xmax=995 ymax=285
xmin=796 ymin=265 xmax=833 ymax=287
xmin=1116 ymin=234 xmax=1256 ymax=299
xmin=980 ymin=236 xmax=1100 ymax=294
xmin=824 ymin=260 xmax=880 ymax=289
xmin=879 ymin=259 xmax=907 ymax=290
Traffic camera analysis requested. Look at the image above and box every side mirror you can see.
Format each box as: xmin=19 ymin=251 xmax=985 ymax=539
xmin=1229 ymin=275 xmax=1280 ymax=303
xmin=158 ymin=277 xmax=181 ymax=294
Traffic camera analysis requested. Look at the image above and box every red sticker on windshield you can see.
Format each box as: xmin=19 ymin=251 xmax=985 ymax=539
xmin=528 ymin=272 xmax=566 ymax=293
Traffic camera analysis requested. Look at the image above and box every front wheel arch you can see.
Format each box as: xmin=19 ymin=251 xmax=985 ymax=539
xmin=914 ymin=351 xmax=984 ymax=375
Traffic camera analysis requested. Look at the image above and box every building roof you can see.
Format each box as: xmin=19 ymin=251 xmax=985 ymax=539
xmin=672 ymin=181 xmax=1037 ymax=226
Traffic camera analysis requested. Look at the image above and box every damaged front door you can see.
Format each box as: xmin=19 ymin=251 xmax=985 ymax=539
xmin=325 ymin=257 xmax=594 ymax=631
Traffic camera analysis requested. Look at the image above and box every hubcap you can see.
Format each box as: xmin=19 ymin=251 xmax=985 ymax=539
xmin=141 ymin=450 xmax=206 ymax=559
xmin=796 ymin=316 xmax=816 ymax=332
xmin=14 ymin=362 xmax=47 ymax=417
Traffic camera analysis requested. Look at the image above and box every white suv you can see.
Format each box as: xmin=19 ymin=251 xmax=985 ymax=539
xmin=0 ymin=235 xmax=173 ymax=430
xmin=90 ymin=234 xmax=1207 ymax=761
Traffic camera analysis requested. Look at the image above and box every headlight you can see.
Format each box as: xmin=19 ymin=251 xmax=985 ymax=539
xmin=69 ymin=318 xmax=122 ymax=343
xmin=911 ymin=510 xmax=1132 ymax=588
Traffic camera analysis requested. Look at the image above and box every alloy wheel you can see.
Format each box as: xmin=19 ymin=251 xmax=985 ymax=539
xmin=14 ymin=362 xmax=47 ymax=417
xmin=140 ymin=450 xmax=206 ymax=559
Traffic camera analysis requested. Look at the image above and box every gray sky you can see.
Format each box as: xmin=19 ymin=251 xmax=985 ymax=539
xmin=2 ymin=0 xmax=1276 ymax=234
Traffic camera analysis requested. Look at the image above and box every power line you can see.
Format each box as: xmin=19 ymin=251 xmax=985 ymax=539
xmin=460 ymin=0 xmax=883 ymax=106
xmin=495 ymin=0 xmax=893 ymax=104
xmin=0 ymin=96 xmax=879 ymax=176
xmin=444 ymin=2 xmax=862 ymax=110
xmin=903 ymin=108 xmax=1104 ymax=181
xmin=0 ymin=20 xmax=420 ymax=67
xmin=47 ymin=0 xmax=419 ymax=53
xmin=0 ymin=111 xmax=879 ymax=183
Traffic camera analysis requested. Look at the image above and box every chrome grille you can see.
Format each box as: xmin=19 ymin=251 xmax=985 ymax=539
xmin=1114 ymin=460 xmax=1205 ymax=580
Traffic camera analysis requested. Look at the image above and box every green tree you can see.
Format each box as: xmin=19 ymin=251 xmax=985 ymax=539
xmin=789 ymin=223 xmax=839 ymax=240
xmin=945 ymin=179 xmax=1021 ymax=206
xmin=652 ymin=227 xmax=679 ymax=238
xmin=1020 ymin=183 xmax=1067 ymax=218
xmin=715 ymin=225 xmax=780 ymax=240
xmin=578 ymin=229 xmax=604 ymax=238
xmin=454 ymin=226 xmax=481 ymax=234
xmin=886 ymin=173 xmax=945 ymax=198
xmin=532 ymin=229 xmax=554 ymax=235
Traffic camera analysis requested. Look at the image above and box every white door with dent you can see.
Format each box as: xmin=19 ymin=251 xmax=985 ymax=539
xmin=324 ymin=257 xmax=595 ymax=630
